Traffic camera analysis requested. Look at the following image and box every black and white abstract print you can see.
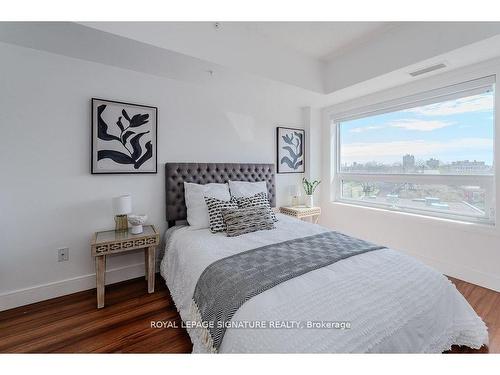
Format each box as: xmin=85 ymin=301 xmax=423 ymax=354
xmin=91 ymin=98 xmax=157 ymax=174
xmin=276 ymin=127 xmax=305 ymax=173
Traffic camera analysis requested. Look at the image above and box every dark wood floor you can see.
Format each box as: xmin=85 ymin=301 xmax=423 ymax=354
xmin=0 ymin=274 xmax=498 ymax=353
xmin=0 ymin=274 xmax=192 ymax=353
xmin=447 ymin=277 xmax=499 ymax=353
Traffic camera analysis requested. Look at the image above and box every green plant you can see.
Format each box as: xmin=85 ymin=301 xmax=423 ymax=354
xmin=302 ymin=178 xmax=321 ymax=195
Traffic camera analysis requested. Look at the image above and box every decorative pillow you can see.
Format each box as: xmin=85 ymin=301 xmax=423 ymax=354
xmin=204 ymin=196 xmax=239 ymax=233
xmin=232 ymin=192 xmax=277 ymax=222
xmin=184 ymin=182 xmax=230 ymax=229
xmin=228 ymin=180 xmax=268 ymax=199
xmin=221 ymin=206 xmax=275 ymax=237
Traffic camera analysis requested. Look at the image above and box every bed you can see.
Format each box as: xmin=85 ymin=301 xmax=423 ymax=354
xmin=160 ymin=162 xmax=488 ymax=353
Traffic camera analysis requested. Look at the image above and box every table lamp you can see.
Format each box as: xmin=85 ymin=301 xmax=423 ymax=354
xmin=112 ymin=195 xmax=132 ymax=231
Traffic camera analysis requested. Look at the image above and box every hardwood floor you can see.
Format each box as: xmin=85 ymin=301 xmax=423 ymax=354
xmin=447 ymin=277 xmax=499 ymax=353
xmin=0 ymin=274 xmax=192 ymax=353
xmin=0 ymin=274 xmax=498 ymax=353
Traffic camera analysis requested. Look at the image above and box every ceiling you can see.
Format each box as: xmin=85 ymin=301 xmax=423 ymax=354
xmin=81 ymin=21 xmax=395 ymax=64
xmin=3 ymin=22 xmax=500 ymax=97
xmin=241 ymin=22 xmax=394 ymax=60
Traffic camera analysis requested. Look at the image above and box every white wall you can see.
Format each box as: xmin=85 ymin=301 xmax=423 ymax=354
xmin=0 ymin=41 xmax=321 ymax=310
xmin=320 ymin=58 xmax=500 ymax=292
xmin=303 ymin=107 xmax=323 ymax=200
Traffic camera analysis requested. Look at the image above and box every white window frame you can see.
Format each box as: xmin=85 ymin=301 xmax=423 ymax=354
xmin=331 ymin=76 xmax=496 ymax=225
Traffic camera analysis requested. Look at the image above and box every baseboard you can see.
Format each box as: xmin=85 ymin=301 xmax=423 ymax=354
xmin=402 ymin=250 xmax=500 ymax=292
xmin=2 ymin=251 xmax=498 ymax=312
xmin=0 ymin=262 xmax=159 ymax=312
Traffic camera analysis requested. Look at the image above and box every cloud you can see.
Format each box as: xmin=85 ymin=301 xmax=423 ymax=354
xmin=389 ymin=119 xmax=454 ymax=131
xmin=404 ymin=93 xmax=493 ymax=116
xmin=349 ymin=119 xmax=453 ymax=133
xmin=341 ymin=137 xmax=492 ymax=163
xmin=349 ymin=125 xmax=385 ymax=133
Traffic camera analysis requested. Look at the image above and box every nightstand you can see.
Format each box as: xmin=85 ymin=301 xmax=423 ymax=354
xmin=90 ymin=225 xmax=160 ymax=308
xmin=279 ymin=206 xmax=321 ymax=224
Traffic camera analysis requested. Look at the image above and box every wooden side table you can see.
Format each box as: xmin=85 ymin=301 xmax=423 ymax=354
xmin=279 ymin=206 xmax=321 ymax=224
xmin=90 ymin=225 xmax=160 ymax=308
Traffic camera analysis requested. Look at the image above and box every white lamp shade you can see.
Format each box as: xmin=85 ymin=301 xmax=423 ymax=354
xmin=113 ymin=195 xmax=132 ymax=215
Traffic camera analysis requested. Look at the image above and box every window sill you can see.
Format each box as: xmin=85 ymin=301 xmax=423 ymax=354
xmin=329 ymin=200 xmax=499 ymax=237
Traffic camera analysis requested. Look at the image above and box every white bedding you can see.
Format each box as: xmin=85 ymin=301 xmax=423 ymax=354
xmin=160 ymin=214 xmax=488 ymax=353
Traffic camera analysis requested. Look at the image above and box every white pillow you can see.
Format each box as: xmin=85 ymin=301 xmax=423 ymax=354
xmin=229 ymin=180 xmax=268 ymax=198
xmin=184 ymin=182 xmax=230 ymax=228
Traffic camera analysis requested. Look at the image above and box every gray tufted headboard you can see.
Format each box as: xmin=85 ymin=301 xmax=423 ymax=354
xmin=165 ymin=162 xmax=276 ymax=226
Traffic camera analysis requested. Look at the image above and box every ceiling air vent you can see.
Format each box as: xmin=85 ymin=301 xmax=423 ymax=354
xmin=409 ymin=63 xmax=447 ymax=77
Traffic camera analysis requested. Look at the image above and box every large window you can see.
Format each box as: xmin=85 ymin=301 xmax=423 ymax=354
xmin=334 ymin=76 xmax=496 ymax=224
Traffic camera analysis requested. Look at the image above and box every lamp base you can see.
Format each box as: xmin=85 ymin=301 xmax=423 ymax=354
xmin=131 ymin=224 xmax=143 ymax=234
xmin=115 ymin=214 xmax=128 ymax=231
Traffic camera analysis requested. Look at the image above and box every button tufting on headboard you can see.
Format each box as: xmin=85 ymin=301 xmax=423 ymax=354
xmin=165 ymin=162 xmax=276 ymax=224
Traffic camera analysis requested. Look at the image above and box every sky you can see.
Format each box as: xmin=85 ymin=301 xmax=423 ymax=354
xmin=340 ymin=91 xmax=495 ymax=166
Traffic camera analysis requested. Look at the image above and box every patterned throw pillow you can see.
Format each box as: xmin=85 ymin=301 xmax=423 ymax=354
xmin=221 ymin=206 xmax=275 ymax=237
xmin=232 ymin=192 xmax=278 ymax=222
xmin=204 ymin=196 xmax=239 ymax=233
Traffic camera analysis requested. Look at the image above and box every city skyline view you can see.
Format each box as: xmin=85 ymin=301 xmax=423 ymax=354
xmin=339 ymin=90 xmax=495 ymax=167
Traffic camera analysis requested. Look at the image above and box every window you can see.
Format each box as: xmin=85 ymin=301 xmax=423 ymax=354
xmin=333 ymin=76 xmax=495 ymax=224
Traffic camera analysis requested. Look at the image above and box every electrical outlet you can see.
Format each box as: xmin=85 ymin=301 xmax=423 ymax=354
xmin=58 ymin=247 xmax=69 ymax=262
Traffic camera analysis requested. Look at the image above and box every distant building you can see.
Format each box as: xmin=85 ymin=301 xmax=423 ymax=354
xmin=426 ymin=158 xmax=440 ymax=169
xmin=448 ymin=160 xmax=488 ymax=174
xmin=403 ymin=154 xmax=415 ymax=172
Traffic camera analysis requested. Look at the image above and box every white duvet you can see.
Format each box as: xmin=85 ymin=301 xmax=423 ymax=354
xmin=160 ymin=214 xmax=488 ymax=353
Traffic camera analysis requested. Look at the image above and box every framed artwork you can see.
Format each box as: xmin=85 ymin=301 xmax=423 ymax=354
xmin=91 ymin=98 xmax=157 ymax=174
xmin=276 ymin=127 xmax=305 ymax=173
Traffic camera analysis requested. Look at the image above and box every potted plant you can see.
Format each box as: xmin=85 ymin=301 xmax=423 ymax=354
xmin=302 ymin=178 xmax=321 ymax=207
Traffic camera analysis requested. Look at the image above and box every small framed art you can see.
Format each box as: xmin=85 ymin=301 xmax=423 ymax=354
xmin=276 ymin=127 xmax=305 ymax=173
